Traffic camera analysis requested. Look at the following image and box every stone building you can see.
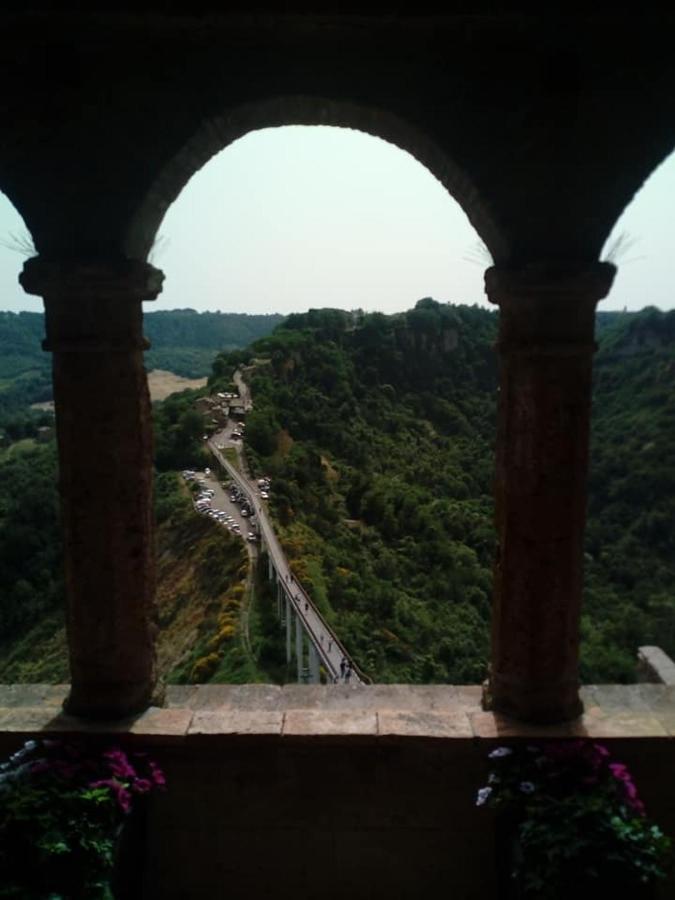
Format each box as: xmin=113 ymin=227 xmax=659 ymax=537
xmin=1 ymin=7 xmax=675 ymax=898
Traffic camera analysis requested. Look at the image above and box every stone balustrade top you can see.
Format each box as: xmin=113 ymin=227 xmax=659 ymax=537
xmin=638 ymin=646 xmax=675 ymax=686
xmin=1 ymin=683 xmax=675 ymax=746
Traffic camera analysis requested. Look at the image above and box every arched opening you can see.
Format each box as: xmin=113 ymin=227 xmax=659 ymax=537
xmin=126 ymin=95 xmax=506 ymax=265
xmin=145 ymin=122 xmax=497 ymax=688
xmin=578 ymin=152 xmax=675 ymax=682
xmin=0 ymin=194 xmax=64 ymax=682
xmin=153 ymin=125 xmax=489 ymax=314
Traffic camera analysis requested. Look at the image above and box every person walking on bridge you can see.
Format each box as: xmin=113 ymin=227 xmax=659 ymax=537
xmin=340 ymin=657 xmax=347 ymax=679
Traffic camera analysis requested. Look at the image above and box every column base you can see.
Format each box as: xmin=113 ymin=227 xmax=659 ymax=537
xmin=63 ymin=681 xmax=157 ymax=721
xmin=483 ymin=674 xmax=583 ymax=724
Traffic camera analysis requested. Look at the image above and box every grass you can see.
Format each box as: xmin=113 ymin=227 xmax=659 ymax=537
xmin=0 ymin=438 xmax=38 ymax=462
xmin=223 ymin=447 xmax=240 ymax=471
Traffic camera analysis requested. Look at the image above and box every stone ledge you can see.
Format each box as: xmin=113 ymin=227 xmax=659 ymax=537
xmin=638 ymin=645 xmax=675 ymax=686
xmin=1 ymin=684 xmax=675 ymax=743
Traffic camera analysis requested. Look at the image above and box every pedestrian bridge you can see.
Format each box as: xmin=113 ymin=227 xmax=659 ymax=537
xmin=210 ymin=442 xmax=369 ymax=685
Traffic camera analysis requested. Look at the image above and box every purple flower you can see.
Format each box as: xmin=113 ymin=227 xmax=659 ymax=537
xmin=149 ymin=762 xmax=167 ymax=787
xmin=132 ymin=778 xmax=152 ymax=794
xmin=104 ymin=749 xmax=136 ymax=780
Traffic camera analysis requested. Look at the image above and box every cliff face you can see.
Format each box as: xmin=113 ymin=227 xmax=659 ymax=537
xmin=155 ymin=510 xmax=249 ymax=683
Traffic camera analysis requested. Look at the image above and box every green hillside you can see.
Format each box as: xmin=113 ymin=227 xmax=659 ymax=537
xmin=582 ymin=307 xmax=675 ymax=679
xmin=0 ymin=308 xmax=284 ymax=429
xmin=1 ymin=301 xmax=674 ymax=685
xmin=143 ymin=309 xmax=284 ymax=377
xmin=210 ymin=302 xmax=499 ymax=682
xmin=209 ymin=302 xmax=675 ymax=684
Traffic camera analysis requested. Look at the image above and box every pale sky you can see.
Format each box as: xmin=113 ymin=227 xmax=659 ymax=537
xmin=0 ymin=125 xmax=673 ymax=315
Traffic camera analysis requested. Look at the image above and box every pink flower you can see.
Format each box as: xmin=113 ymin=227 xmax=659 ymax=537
xmin=90 ymin=777 xmax=133 ymax=813
xmin=149 ymin=762 xmax=166 ymax=787
xmin=104 ymin=749 xmax=136 ymax=780
xmin=132 ymin=778 xmax=152 ymax=794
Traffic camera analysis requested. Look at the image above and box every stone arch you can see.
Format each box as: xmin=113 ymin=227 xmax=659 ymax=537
xmin=124 ymin=94 xmax=508 ymax=266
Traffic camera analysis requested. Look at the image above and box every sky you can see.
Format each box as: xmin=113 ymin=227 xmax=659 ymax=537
xmin=0 ymin=125 xmax=673 ymax=315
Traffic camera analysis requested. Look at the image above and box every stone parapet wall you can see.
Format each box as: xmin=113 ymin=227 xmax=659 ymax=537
xmin=1 ymin=684 xmax=674 ymax=898
xmin=638 ymin=646 xmax=675 ymax=685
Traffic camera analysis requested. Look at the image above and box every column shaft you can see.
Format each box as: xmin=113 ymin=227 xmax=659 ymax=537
xmin=21 ymin=259 xmax=164 ymax=719
xmin=486 ymin=263 xmax=615 ymax=723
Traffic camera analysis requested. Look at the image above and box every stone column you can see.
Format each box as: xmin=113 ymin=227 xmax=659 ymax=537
xmin=20 ymin=257 xmax=164 ymax=719
xmin=296 ymin=614 xmax=304 ymax=683
xmin=485 ymin=262 xmax=615 ymax=723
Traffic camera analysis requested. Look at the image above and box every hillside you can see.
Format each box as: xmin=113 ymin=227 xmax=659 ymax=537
xmin=143 ymin=309 xmax=285 ymax=377
xmin=210 ymin=301 xmax=498 ymax=683
xmin=1 ymin=301 xmax=674 ymax=686
xmin=0 ymin=464 xmax=280 ymax=685
xmin=583 ymin=307 xmax=675 ymax=679
xmin=209 ymin=301 xmax=675 ymax=684
xmin=0 ymin=308 xmax=284 ymax=431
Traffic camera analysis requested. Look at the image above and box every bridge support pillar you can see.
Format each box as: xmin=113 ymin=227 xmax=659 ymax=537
xmin=308 ymin=642 xmax=321 ymax=684
xmin=296 ymin=614 xmax=304 ymax=683
xmin=485 ymin=262 xmax=615 ymax=724
xmin=286 ymin=601 xmax=292 ymax=664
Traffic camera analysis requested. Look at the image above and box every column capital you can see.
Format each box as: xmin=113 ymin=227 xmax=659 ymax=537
xmin=19 ymin=256 xmax=164 ymax=302
xmin=484 ymin=261 xmax=616 ymax=307
xmin=486 ymin=261 xmax=616 ymax=354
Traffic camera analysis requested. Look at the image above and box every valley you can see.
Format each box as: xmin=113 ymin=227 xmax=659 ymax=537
xmin=0 ymin=302 xmax=673 ymax=686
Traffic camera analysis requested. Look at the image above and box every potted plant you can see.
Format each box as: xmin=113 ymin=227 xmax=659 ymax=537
xmin=0 ymin=738 xmax=166 ymax=899
xmin=476 ymin=740 xmax=671 ymax=899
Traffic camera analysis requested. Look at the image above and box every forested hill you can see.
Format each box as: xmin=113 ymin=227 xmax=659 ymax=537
xmin=143 ymin=310 xmax=284 ymax=376
xmin=210 ymin=301 xmax=675 ymax=684
xmin=0 ymin=308 xmax=284 ymax=427
xmin=1 ymin=301 xmax=673 ymax=685
xmin=584 ymin=307 xmax=675 ymax=678
xmin=211 ymin=301 xmax=500 ymax=683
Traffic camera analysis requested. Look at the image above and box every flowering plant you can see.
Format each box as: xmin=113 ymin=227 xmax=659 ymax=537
xmin=0 ymin=739 xmax=166 ymax=899
xmin=477 ymin=740 xmax=671 ymax=898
